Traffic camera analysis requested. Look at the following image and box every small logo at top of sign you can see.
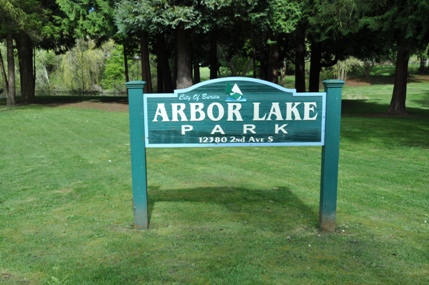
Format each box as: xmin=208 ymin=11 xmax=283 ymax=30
xmin=225 ymin=82 xmax=247 ymax=102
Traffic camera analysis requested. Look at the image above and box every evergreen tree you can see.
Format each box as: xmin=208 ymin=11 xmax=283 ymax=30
xmin=359 ymin=0 xmax=429 ymax=114
xmin=115 ymin=0 xmax=201 ymax=90
xmin=293 ymin=0 xmax=359 ymax=92
xmin=0 ymin=0 xmax=23 ymax=105
xmin=0 ymin=0 xmax=77 ymax=104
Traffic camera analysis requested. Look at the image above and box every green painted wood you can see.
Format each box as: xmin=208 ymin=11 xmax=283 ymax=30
xmin=319 ymin=80 xmax=345 ymax=232
xmin=125 ymin=78 xmax=344 ymax=232
xmin=126 ymin=81 xmax=148 ymax=230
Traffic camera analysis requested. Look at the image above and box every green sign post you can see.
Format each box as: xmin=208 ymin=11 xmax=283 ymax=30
xmin=127 ymin=81 xmax=149 ymax=229
xmin=320 ymin=80 xmax=345 ymax=232
xmin=126 ymin=77 xmax=344 ymax=231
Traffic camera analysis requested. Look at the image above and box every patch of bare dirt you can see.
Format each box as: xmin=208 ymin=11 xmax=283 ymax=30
xmin=58 ymin=101 xmax=129 ymax=112
xmin=345 ymin=75 xmax=429 ymax=86
xmin=345 ymin=76 xmax=394 ymax=86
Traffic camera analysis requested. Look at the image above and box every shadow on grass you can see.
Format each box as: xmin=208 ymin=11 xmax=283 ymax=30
xmin=411 ymin=92 xmax=429 ymax=109
xmin=147 ymin=186 xmax=319 ymax=230
xmin=345 ymin=74 xmax=428 ymax=86
xmin=342 ymin=98 xmax=429 ymax=118
xmin=341 ymin=99 xmax=429 ymax=148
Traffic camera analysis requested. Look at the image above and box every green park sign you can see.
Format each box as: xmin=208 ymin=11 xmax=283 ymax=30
xmin=126 ymin=77 xmax=344 ymax=232
xmin=144 ymin=78 xmax=325 ymax=147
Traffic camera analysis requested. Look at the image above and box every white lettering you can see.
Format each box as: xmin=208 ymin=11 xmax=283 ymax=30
xmin=211 ymin=125 xmax=225 ymax=134
xmin=266 ymin=102 xmax=283 ymax=121
xmin=227 ymin=103 xmax=243 ymax=121
xmin=303 ymin=102 xmax=318 ymax=120
xmin=153 ymin=100 xmax=316 ymax=125
xmin=207 ymin=103 xmax=224 ymax=121
xmin=285 ymin=102 xmax=302 ymax=120
xmin=171 ymin=103 xmax=188 ymax=122
xmin=153 ymin=103 xmax=170 ymax=122
xmin=179 ymin=94 xmax=191 ymax=101
xmin=248 ymin=137 xmax=264 ymax=142
xmin=190 ymin=103 xmax=205 ymax=121
xmin=253 ymin=103 xmax=266 ymax=121
xmin=243 ymin=124 xmax=256 ymax=134
xmin=275 ymin=124 xmax=288 ymax=134
xmin=181 ymin=125 xmax=193 ymax=134
xmin=202 ymin=94 xmax=220 ymax=100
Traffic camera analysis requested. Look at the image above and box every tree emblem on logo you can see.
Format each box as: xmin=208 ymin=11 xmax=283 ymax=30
xmin=225 ymin=82 xmax=247 ymax=102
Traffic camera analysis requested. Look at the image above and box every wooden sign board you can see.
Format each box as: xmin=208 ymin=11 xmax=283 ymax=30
xmin=126 ymin=77 xmax=344 ymax=232
xmin=144 ymin=78 xmax=325 ymax=147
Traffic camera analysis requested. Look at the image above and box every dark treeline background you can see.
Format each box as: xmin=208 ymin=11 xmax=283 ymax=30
xmin=1 ymin=0 xmax=429 ymax=114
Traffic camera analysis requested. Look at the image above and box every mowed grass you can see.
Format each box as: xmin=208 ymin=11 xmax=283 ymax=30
xmin=1 ymin=81 xmax=429 ymax=284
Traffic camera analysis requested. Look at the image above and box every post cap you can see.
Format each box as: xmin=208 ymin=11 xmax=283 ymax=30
xmin=126 ymin=81 xmax=146 ymax=89
xmin=322 ymin=79 xmax=345 ymax=88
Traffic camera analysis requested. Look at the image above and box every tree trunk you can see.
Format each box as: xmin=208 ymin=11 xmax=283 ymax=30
xmin=193 ymin=61 xmax=200 ymax=84
xmin=418 ymin=52 xmax=426 ymax=74
xmin=176 ymin=27 xmax=193 ymax=89
xmin=295 ymin=26 xmax=306 ymax=92
xmin=259 ymin=49 xmax=268 ymax=80
xmin=123 ymin=43 xmax=130 ymax=82
xmin=157 ymin=58 xmax=164 ymax=93
xmin=267 ymin=37 xmax=280 ymax=84
xmin=388 ymin=43 xmax=409 ymax=115
xmin=16 ymin=32 xmax=35 ymax=104
xmin=252 ymin=46 xmax=257 ymax=78
xmin=155 ymin=34 xmax=173 ymax=93
xmin=228 ymin=59 xmax=238 ymax=76
xmin=140 ymin=31 xmax=152 ymax=93
xmin=6 ymin=33 xmax=16 ymax=106
xmin=0 ymin=48 xmax=9 ymax=97
xmin=243 ymin=58 xmax=253 ymax=76
xmin=209 ymin=30 xmax=218 ymax=79
xmin=309 ymin=41 xmax=322 ymax=92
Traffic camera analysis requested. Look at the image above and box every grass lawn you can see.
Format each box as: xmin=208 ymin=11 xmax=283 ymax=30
xmin=1 ymin=79 xmax=429 ymax=284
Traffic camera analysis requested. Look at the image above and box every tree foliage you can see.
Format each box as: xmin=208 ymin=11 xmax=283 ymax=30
xmin=60 ymin=39 xmax=104 ymax=93
xmin=0 ymin=0 xmax=78 ymax=104
xmin=2 ymin=0 xmax=429 ymax=115
xmin=358 ymin=0 xmax=429 ymax=114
